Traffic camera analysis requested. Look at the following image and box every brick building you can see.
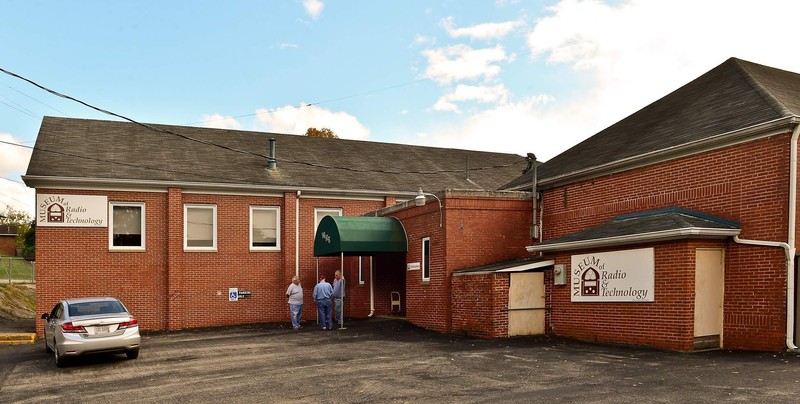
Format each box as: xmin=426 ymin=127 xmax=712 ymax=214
xmin=501 ymin=57 xmax=800 ymax=351
xmin=24 ymin=57 xmax=800 ymax=352
xmin=0 ymin=224 xmax=18 ymax=257
xmin=23 ymin=117 xmax=528 ymax=335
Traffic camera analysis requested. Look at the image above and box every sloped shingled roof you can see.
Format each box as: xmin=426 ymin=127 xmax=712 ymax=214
xmin=503 ymin=57 xmax=800 ymax=190
xmin=25 ymin=117 xmax=528 ymax=194
xmin=527 ymin=208 xmax=740 ymax=252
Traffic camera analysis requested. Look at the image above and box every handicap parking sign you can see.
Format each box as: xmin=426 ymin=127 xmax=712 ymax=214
xmin=229 ymin=288 xmax=238 ymax=302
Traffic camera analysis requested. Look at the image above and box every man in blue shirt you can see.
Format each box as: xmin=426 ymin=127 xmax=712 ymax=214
xmin=313 ymin=274 xmax=334 ymax=330
xmin=332 ymin=270 xmax=346 ymax=328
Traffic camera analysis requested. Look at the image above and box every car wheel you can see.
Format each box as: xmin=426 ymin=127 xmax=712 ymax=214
xmin=54 ymin=345 xmax=65 ymax=368
xmin=126 ymin=348 xmax=139 ymax=359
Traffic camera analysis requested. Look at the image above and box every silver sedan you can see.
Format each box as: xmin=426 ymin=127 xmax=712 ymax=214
xmin=41 ymin=296 xmax=141 ymax=367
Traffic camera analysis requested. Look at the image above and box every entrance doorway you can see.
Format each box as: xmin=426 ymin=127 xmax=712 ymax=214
xmin=694 ymin=248 xmax=724 ymax=349
xmin=508 ymin=272 xmax=545 ymax=336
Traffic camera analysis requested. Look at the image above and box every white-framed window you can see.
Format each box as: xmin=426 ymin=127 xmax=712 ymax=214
xmin=422 ymin=237 xmax=431 ymax=282
xmin=314 ymin=208 xmax=342 ymax=235
xmin=184 ymin=204 xmax=217 ymax=250
xmin=109 ymin=202 xmax=145 ymax=250
xmin=250 ymin=206 xmax=280 ymax=251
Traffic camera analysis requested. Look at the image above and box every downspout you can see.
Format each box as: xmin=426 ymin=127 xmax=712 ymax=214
xmin=788 ymin=122 xmax=799 ymax=351
xmin=295 ymin=190 xmax=301 ymax=277
xmin=527 ymin=153 xmax=539 ymax=240
xmin=733 ymin=122 xmax=800 ymax=350
xmin=368 ymin=256 xmax=375 ymax=317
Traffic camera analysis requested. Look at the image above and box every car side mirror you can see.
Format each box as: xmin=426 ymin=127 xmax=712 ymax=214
xmin=41 ymin=313 xmax=49 ymax=320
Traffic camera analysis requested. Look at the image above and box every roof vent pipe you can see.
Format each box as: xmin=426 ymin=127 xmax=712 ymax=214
xmin=526 ymin=153 xmax=539 ymax=239
xmin=267 ymin=138 xmax=277 ymax=170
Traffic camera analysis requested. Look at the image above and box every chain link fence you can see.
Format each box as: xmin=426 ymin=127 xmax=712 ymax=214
xmin=2 ymin=256 xmax=35 ymax=283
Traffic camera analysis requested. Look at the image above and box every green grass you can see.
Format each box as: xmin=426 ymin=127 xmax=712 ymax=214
xmin=0 ymin=283 xmax=36 ymax=318
xmin=0 ymin=256 xmax=34 ymax=282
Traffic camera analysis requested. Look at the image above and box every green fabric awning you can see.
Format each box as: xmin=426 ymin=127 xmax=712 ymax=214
xmin=314 ymin=216 xmax=408 ymax=257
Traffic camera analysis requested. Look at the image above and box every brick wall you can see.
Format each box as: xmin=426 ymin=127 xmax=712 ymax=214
xmin=540 ymin=134 xmax=793 ymax=351
xmin=452 ymin=272 xmax=510 ymax=338
xmin=35 ymin=188 xmax=395 ymax=335
xmin=389 ymin=194 xmax=532 ymax=334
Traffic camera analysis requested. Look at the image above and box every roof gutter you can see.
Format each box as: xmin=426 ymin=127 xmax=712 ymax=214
xmin=526 ymin=228 xmax=741 ymax=253
xmin=21 ymin=175 xmax=417 ymax=201
xmin=733 ymin=122 xmax=800 ymax=351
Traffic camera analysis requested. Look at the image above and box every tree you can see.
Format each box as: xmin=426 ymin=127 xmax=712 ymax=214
xmin=0 ymin=207 xmax=32 ymax=249
xmin=305 ymin=127 xmax=338 ymax=139
xmin=22 ymin=224 xmax=34 ymax=258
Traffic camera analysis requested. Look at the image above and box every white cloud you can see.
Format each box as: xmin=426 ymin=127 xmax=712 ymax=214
xmin=413 ymin=96 xmax=566 ymax=159
xmin=0 ymin=132 xmax=34 ymax=214
xmin=278 ymin=43 xmax=300 ymax=49
xmin=524 ymin=0 xmax=800 ymax=146
xmin=433 ymin=84 xmax=511 ymax=113
xmin=199 ymin=114 xmax=243 ymax=130
xmin=411 ymin=0 xmax=800 ymax=162
xmin=302 ymin=0 xmax=324 ymax=19
xmin=441 ymin=17 xmax=523 ymax=40
xmin=423 ymin=44 xmax=511 ymax=85
xmin=254 ymin=104 xmax=370 ymax=140
xmin=0 ymin=133 xmax=32 ymax=176
xmin=432 ymin=98 xmax=459 ymax=113
xmin=411 ymin=34 xmax=436 ymax=47
xmin=0 ymin=178 xmax=34 ymax=216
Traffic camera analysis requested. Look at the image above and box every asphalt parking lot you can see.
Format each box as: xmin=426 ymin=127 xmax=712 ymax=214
xmin=1 ymin=317 xmax=799 ymax=403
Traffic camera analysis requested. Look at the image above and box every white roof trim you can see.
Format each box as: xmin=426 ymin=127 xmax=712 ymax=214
xmin=526 ymin=228 xmax=741 ymax=253
xmin=495 ymin=259 xmax=555 ymax=272
xmin=533 ymin=116 xmax=798 ymax=190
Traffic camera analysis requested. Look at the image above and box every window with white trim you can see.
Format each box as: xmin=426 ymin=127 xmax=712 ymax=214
xmin=185 ymin=204 xmax=216 ymax=250
xmin=422 ymin=237 xmax=431 ymax=282
xmin=109 ymin=202 xmax=145 ymax=250
xmin=251 ymin=206 xmax=280 ymax=250
xmin=314 ymin=208 xmax=342 ymax=235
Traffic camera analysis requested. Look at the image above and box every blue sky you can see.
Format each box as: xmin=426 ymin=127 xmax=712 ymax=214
xmin=2 ymin=0 xmax=800 ymax=215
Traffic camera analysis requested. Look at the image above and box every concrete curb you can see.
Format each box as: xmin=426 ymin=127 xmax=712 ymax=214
xmin=0 ymin=333 xmax=37 ymax=345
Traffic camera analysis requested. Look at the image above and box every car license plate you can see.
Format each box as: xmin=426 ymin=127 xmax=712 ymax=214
xmin=95 ymin=325 xmax=110 ymax=334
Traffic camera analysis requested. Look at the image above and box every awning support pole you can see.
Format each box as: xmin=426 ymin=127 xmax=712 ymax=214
xmin=340 ymin=252 xmax=346 ymax=330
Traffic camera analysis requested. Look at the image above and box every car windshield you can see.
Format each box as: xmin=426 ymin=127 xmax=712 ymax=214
xmin=68 ymin=301 xmax=126 ymax=317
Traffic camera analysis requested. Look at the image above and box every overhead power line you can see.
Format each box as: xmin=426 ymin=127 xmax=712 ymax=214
xmin=1 ymin=80 xmax=71 ymax=116
xmin=0 ymin=95 xmax=37 ymax=118
xmin=0 ymin=67 xmax=526 ymax=176
xmin=184 ymin=78 xmax=429 ymax=126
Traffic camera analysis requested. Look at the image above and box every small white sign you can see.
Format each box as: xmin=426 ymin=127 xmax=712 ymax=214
xmin=36 ymin=194 xmax=108 ymax=227
xmin=229 ymin=288 xmax=239 ymax=302
xmin=407 ymin=262 xmax=421 ymax=271
xmin=571 ymin=247 xmax=654 ymax=302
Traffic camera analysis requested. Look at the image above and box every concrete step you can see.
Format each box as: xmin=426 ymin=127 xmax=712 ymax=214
xmin=0 ymin=333 xmax=37 ymax=345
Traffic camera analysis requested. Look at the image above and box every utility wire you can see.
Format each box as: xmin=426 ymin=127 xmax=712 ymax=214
xmin=0 ymin=177 xmax=25 ymax=185
xmin=0 ymin=67 xmax=526 ymax=176
xmin=0 ymin=139 xmax=255 ymax=184
xmin=189 ymin=78 xmax=429 ymax=126
xmin=1 ymin=80 xmax=71 ymax=116
xmin=0 ymin=189 xmax=30 ymax=207
xmin=0 ymin=96 xmax=37 ymax=118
